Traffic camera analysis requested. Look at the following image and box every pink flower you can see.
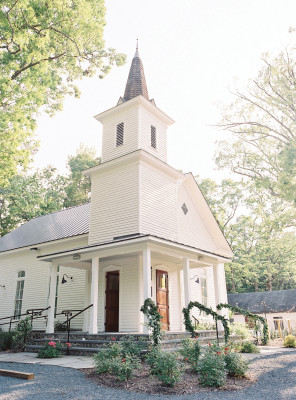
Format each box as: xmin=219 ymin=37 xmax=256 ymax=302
xmin=66 ymin=343 xmax=71 ymax=347
xmin=185 ymin=358 xmax=188 ymax=361
xmin=208 ymin=343 xmax=211 ymax=346
xmin=48 ymin=341 xmax=56 ymax=346
xmin=122 ymin=358 xmax=125 ymax=362
xmin=217 ymin=351 xmax=221 ymax=355
xmin=112 ymin=337 xmax=116 ymax=341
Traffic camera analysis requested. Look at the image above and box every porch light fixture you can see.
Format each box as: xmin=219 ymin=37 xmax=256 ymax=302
xmin=190 ymin=275 xmax=200 ymax=284
xmin=0 ymin=284 xmax=5 ymax=288
xmin=61 ymin=274 xmax=73 ymax=284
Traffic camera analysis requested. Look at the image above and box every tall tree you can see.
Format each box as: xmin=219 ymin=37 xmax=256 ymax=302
xmin=198 ymin=178 xmax=296 ymax=293
xmin=0 ymin=0 xmax=125 ymax=186
xmin=63 ymin=144 xmax=100 ymax=208
xmin=0 ymin=145 xmax=99 ymax=236
xmin=216 ymin=48 xmax=296 ymax=205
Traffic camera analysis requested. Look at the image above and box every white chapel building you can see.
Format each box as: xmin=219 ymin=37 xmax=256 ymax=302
xmin=0 ymin=48 xmax=233 ymax=334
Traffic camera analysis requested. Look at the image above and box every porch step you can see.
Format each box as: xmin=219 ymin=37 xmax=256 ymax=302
xmin=26 ymin=331 xmax=234 ymax=356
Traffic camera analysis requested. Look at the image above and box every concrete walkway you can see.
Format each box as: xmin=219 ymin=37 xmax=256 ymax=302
xmin=0 ymin=352 xmax=94 ymax=369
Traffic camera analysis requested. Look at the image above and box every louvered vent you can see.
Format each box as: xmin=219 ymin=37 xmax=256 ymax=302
xmin=151 ymin=125 xmax=156 ymax=149
xmin=181 ymin=203 xmax=188 ymax=215
xmin=116 ymin=122 xmax=124 ymax=146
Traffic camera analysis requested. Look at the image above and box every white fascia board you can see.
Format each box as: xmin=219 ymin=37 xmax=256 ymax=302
xmin=0 ymin=233 xmax=89 ymax=258
xmin=182 ymin=173 xmax=233 ymax=258
xmin=38 ymin=235 xmax=232 ymax=264
xmin=94 ymin=96 xmax=175 ymax=126
xmin=83 ymin=149 xmax=184 ymax=180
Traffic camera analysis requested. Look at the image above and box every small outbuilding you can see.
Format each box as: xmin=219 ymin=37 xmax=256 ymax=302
xmin=228 ymin=289 xmax=296 ymax=333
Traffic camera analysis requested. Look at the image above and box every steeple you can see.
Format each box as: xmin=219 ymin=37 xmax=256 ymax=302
xmin=122 ymin=41 xmax=149 ymax=102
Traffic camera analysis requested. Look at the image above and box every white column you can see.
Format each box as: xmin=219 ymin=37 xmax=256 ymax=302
xmin=89 ymin=257 xmax=99 ymax=334
xmin=83 ymin=270 xmax=91 ymax=332
xmin=142 ymin=246 xmax=151 ymax=334
xmin=213 ymin=263 xmax=228 ymax=331
xmin=183 ymin=258 xmax=191 ymax=308
xmin=46 ymin=262 xmax=58 ymax=333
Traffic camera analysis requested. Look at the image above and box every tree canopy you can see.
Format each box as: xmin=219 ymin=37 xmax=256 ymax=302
xmin=198 ymin=178 xmax=296 ymax=293
xmin=216 ymin=49 xmax=296 ymax=205
xmin=0 ymin=0 xmax=125 ymax=186
xmin=0 ymin=145 xmax=99 ymax=237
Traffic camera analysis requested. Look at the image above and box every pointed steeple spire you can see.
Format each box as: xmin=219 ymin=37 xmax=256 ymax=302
xmin=122 ymin=40 xmax=149 ymax=102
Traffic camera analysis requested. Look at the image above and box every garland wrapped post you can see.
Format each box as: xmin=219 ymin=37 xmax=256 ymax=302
xmin=217 ymin=303 xmax=269 ymax=345
xmin=140 ymin=298 xmax=162 ymax=346
xmin=182 ymin=301 xmax=230 ymax=344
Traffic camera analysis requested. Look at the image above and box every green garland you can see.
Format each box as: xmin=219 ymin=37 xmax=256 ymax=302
xmin=217 ymin=303 xmax=269 ymax=345
xmin=140 ymin=298 xmax=162 ymax=346
xmin=182 ymin=301 xmax=230 ymax=343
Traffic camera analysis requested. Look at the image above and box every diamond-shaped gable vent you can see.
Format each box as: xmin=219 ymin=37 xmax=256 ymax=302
xmin=181 ymin=203 xmax=188 ymax=215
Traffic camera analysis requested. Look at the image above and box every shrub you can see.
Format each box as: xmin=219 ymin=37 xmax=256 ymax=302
xmin=230 ymin=322 xmax=251 ymax=340
xmin=147 ymin=348 xmax=183 ymax=387
xmin=119 ymin=336 xmax=148 ymax=358
xmin=194 ymin=322 xmax=215 ymax=330
xmin=179 ymin=338 xmax=201 ymax=368
xmin=224 ymin=352 xmax=249 ymax=377
xmin=110 ymin=354 xmax=140 ymax=381
xmin=239 ymin=341 xmax=260 ymax=353
xmin=12 ymin=318 xmax=32 ymax=351
xmin=284 ymin=334 xmax=296 ymax=348
xmin=54 ymin=321 xmax=68 ymax=332
xmin=196 ymin=345 xmax=226 ymax=387
xmin=93 ymin=341 xmax=140 ymax=381
xmin=37 ymin=340 xmax=64 ymax=358
xmin=0 ymin=331 xmax=15 ymax=351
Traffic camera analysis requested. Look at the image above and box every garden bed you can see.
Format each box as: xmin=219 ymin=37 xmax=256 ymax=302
xmin=82 ymin=362 xmax=255 ymax=395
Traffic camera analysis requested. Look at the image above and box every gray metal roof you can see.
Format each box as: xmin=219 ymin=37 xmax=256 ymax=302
xmin=228 ymin=290 xmax=296 ymax=314
xmin=0 ymin=203 xmax=90 ymax=253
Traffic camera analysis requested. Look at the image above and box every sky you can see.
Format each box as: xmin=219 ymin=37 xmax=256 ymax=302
xmin=33 ymin=0 xmax=296 ymax=180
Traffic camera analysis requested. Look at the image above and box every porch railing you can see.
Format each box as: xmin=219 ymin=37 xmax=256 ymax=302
xmin=57 ymin=304 xmax=93 ymax=355
xmin=0 ymin=306 xmax=50 ymax=331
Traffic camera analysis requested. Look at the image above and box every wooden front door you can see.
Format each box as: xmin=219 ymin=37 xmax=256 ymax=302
xmin=156 ymin=270 xmax=169 ymax=331
xmin=105 ymin=271 xmax=119 ymax=332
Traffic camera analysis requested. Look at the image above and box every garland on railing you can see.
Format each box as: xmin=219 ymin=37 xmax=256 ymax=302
xmin=217 ymin=303 xmax=269 ymax=345
xmin=182 ymin=301 xmax=230 ymax=343
xmin=140 ymin=298 xmax=162 ymax=346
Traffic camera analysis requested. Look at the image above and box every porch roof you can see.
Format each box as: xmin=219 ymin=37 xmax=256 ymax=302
xmin=37 ymin=233 xmax=232 ymax=263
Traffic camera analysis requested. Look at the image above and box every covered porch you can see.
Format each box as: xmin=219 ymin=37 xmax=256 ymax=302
xmin=38 ymin=235 xmax=229 ymax=335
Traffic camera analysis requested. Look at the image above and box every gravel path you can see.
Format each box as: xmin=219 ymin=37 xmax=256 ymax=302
xmin=0 ymin=350 xmax=296 ymax=400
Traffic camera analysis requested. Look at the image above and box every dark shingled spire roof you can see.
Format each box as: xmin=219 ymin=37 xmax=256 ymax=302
xmin=123 ymin=44 xmax=149 ymax=102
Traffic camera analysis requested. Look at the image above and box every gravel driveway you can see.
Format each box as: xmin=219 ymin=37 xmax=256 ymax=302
xmin=0 ymin=350 xmax=296 ymax=400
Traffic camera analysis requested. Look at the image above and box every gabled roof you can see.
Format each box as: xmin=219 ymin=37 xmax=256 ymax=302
xmin=0 ymin=203 xmax=90 ymax=253
xmin=122 ymin=47 xmax=149 ymax=102
xmin=228 ymin=290 xmax=296 ymax=313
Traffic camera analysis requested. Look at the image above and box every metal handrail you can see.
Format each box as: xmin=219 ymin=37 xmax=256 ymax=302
xmin=192 ymin=315 xmax=199 ymax=329
xmin=58 ymin=304 xmax=93 ymax=355
xmin=0 ymin=306 xmax=51 ymax=331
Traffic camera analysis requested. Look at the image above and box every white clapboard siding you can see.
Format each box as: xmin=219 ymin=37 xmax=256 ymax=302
xmin=206 ymin=266 xmax=216 ymax=310
xmin=138 ymin=106 xmax=167 ymax=162
xmin=55 ymin=266 xmax=87 ymax=330
xmin=177 ymin=183 xmax=218 ymax=252
xmin=89 ymin=163 xmax=139 ymax=244
xmin=0 ymin=252 xmax=49 ymax=331
xmin=101 ymin=107 xmax=139 ymax=163
xmin=140 ymin=163 xmax=178 ymax=240
xmin=0 ymin=237 xmax=89 ymax=331
xmin=97 ymin=255 xmax=140 ymax=333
